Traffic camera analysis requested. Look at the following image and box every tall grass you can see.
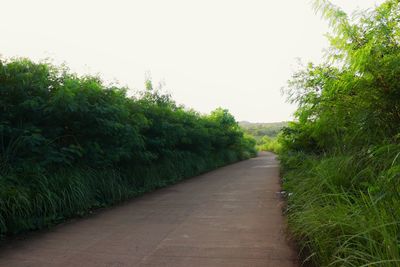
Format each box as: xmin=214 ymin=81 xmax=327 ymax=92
xmin=280 ymin=148 xmax=400 ymax=266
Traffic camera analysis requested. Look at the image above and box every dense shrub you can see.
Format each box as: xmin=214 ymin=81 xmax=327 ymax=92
xmin=279 ymin=1 xmax=400 ymax=266
xmin=0 ymin=58 xmax=256 ymax=236
xmin=255 ymin=135 xmax=282 ymax=153
xmin=239 ymin=122 xmax=285 ymax=153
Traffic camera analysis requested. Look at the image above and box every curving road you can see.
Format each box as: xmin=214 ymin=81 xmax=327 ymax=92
xmin=0 ymin=152 xmax=298 ymax=267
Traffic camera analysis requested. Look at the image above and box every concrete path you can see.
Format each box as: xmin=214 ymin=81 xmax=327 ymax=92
xmin=0 ymin=152 xmax=298 ymax=267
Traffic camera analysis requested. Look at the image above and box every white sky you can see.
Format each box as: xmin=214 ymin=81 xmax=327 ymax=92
xmin=0 ymin=0 xmax=383 ymax=122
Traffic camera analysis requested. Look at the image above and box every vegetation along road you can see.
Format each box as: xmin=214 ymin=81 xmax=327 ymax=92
xmin=0 ymin=152 xmax=297 ymax=267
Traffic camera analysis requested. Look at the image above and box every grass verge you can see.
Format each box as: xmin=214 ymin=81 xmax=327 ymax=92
xmin=280 ymin=147 xmax=400 ymax=266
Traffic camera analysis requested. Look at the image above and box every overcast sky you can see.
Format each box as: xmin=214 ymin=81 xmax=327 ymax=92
xmin=1 ymin=0 xmax=383 ymax=122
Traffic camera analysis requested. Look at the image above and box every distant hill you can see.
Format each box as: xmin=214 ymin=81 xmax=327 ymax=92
xmin=239 ymin=121 xmax=288 ymax=139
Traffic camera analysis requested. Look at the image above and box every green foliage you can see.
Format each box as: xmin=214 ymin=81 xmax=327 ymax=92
xmin=282 ymin=0 xmax=400 ymax=152
xmin=239 ymin=121 xmax=288 ymax=140
xmin=0 ymin=58 xmax=256 ymax=236
xmin=279 ymin=1 xmax=400 ymax=266
xmin=255 ymin=136 xmax=282 ymax=154
xmin=239 ymin=121 xmax=287 ymax=153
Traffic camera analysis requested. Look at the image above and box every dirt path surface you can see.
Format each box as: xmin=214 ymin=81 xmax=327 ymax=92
xmin=0 ymin=152 xmax=298 ymax=267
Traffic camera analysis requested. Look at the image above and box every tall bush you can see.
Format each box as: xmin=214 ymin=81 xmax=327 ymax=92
xmin=0 ymin=58 xmax=256 ymax=235
xmin=279 ymin=1 xmax=400 ymax=265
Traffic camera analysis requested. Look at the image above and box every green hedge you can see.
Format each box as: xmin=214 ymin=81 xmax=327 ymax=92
xmin=0 ymin=58 xmax=256 ymax=235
